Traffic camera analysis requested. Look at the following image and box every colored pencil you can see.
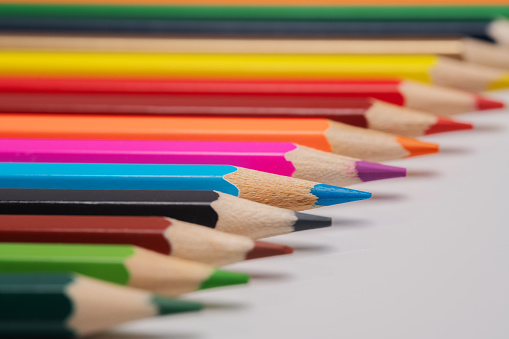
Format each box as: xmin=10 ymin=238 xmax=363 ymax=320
xmin=1 ymin=0 xmax=507 ymax=5
xmin=2 ymin=35 xmax=507 ymax=70
xmin=0 ymin=115 xmax=438 ymax=161
xmin=0 ymin=93 xmax=472 ymax=136
xmin=0 ymin=163 xmax=371 ymax=210
xmin=0 ymin=242 xmax=250 ymax=296
xmin=0 ymin=139 xmax=406 ymax=186
xmin=0 ymin=52 xmax=506 ymax=92
xmin=0 ymin=18 xmax=505 ymax=42
xmin=0 ymin=273 xmax=203 ymax=338
xmin=0 ymin=77 xmax=499 ymax=115
xmin=0 ymin=189 xmax=331 ymax=239
xmin=0 ymin=215 xmax=294 ymax=265
xmin=1 ymin=4 xmax=508 ymax=21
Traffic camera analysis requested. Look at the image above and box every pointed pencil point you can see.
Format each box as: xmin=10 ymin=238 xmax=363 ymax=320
xmin=293 ymin=212 xmax=331 ymax=232
xmin=355 ymin=161 xmax=406 ymax=182
xmin=310 ymin=184 xmax=371 ymax=206
xmin=425 ymin=117 xmax=473 ymax=135
xmin=476 ymin=95 xmax=505 ymax=111
xmin=397 ymin=136 xmax=439 ymax=158
xmin=199 ymin=269 xmax=249 ymax=290
xmin=152 ymin=296 xmax=204 ymax=315
xmin=246 ymin=241 xmax=294 ymax=260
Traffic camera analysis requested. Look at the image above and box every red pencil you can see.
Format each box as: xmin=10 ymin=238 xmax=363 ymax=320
xmin=0 ymin=77 xmax=502 ymax=115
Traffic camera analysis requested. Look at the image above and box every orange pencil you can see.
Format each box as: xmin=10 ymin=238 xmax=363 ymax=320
xmin=0 ymin=114 xmax=438 ymax=161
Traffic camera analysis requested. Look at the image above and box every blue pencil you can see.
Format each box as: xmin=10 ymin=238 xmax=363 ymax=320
xmin=0 ymin=163 xmax=370 ymax=211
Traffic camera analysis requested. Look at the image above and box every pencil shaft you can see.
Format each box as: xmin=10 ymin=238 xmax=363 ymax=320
xmin=0 ymin=34 xmax=465 ymax=55
xmin=0 ymin=18 xmax=494 ymax=40
xmin=0 ymin=162 xmax=370 ymax=210
xmin=0 ymin=188 xmax=332 ymax=239
xmin=1 ymin=0 xmax=506 ymax=4
xmin=0 ymin=273 xmax=203 ymax=337
xmin=3 ymin=35 xmax=507 ymax=70
xmin=0 ymin=114 xmax=438 ymax=162
xmin=0 ymin=52 xmax=505 ymax=92
xmin=0 ymin=214 xmax=292 ymax=265
xmin=0 ymin=4 xmax=508 ymax=21
xmin=0 ymin=242 xmax=250 ymax=296
xmin=0 ymin=139 xmax=301 ymax=178
xmin=0 ymin=77 xmax=496 ymax=115
xmin=0 ymin=163 xmax=250 ymax=195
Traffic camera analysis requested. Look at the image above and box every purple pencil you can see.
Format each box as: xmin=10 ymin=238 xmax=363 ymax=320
xmin=0 ymin=138 xmax=405 ymax=186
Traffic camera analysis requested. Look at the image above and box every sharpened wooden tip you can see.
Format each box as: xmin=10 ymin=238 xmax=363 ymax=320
xmin=397 ymin=136 xmax=439 ymax=158
xmin=246 ymin=241 xmax=294 ymax=260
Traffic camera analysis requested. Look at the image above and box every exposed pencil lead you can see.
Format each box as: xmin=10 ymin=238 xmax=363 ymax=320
xmin=355 ymin=161 xmax=406 ymax=182
xmin=425 ymin=117 xmax=473 ymax=135
xmin=151 ymin=296 xmax=204 ymax=315
xmin=200 ymin=269 xmax=250 ymax=290
xmin=397 ymin=137 xmax=439 ymax=158
xmin=293 ymin=212 xmax=331 ymax=232
xmin=475 ymin=95 xmax=505 ymax=111
xmin=246 ymin=241 xmax=294 ymax=260
xmin=310 ymin=184 xmax=371 ymax=206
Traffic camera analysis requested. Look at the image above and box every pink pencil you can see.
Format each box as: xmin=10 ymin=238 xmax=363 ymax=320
xmin=0 ymin=138 xmax=405 ymax=186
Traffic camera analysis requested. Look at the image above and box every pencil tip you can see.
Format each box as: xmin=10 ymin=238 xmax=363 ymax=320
xmin=425 ymin=117 xmax=473 ymax=135
xmin=397 ymin=136 xmax=439 ymax=158
xmin=247 ymin=241 xmax=294 ymax=260
xmin=310 ymin=184 xmax=371 ymax=206
xmin=293 ymin=212 xmax=331 ymax=232
xmin=476 ymin=95 xmax=505 ymax=110
xmin=199 ymin=269 xmax=250 ymax=290
xmin=152 ymin=296 xmax=204 ymax=315
xmin=355 ymin=161 xmax=406 ymax=182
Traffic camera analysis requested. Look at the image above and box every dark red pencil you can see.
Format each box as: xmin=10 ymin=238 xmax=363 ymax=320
xmin=0 ymin=214 xmax=293 ymax=266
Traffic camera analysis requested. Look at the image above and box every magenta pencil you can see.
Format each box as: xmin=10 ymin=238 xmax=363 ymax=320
xmin=0 ymin=138 xmax=405 ymax=186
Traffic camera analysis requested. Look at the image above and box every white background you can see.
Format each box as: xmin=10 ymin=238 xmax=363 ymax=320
xmin=97 ymin=90 xmax=509 ymax=339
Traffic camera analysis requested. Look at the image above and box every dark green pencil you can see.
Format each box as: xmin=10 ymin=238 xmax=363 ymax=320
xmin=0 ymin=272 xmax=203 ymax=338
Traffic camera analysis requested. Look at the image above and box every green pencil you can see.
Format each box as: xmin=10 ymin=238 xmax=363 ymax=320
xmin=0 ymin=273 xmax=203 ymax=338
xmin=0 ymin=4 xmax=508 ymax=21
xmin=0 ymin=243 xmax=249 ymax=296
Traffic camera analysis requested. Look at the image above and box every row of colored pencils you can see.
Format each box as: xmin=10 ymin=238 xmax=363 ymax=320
xmin=0 ymin=1 xmax=507 ymax=338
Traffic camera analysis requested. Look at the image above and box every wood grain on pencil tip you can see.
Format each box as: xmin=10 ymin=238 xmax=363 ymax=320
xmin=0 ymin=215 xmax=293 ymax=266
xmin=0 ymin=52 xmax=506 ymax=92
xmin=0 ymin=189 xmax=331 ymax=239
xmin=0 ymin=273 xmax=203 ymax=338
xmin=0 ymin=138 xmax=406 ymax=186
xmin=0 ymin=163 xmax=371 ymax=210
xmin=0 ymin=114 xmax=438 ymax=161
xmin=0 ymin=76 xmax=500 ymax=115
xmin=0 ymin=242 xmax=250 ymax=296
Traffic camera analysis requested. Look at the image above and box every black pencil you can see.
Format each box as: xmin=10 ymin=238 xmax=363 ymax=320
xmin=0 ymin=18 xmax=501 ymax=41
xmin=0 ymin=188 xmax=331 ymax=239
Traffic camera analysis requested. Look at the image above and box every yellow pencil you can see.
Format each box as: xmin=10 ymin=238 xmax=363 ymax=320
xmin=0 ymin=52 xmax=507 ymax=92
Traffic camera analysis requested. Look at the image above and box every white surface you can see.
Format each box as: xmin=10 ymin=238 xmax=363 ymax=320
xmin=96 ymin=90 xmax=509 ymax=339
